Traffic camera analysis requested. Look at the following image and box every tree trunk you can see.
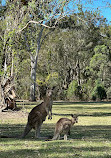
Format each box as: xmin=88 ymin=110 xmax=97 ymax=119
xmin=76 ymin=59 xmax=80 ymax=86
xmin=30 ymin=55 xmax=37 ymax=101
xmin=30 ymin=27 xmax=44 ymax=101
xmin=0 ymin=83 xmax=5 ymax=107
xmin=11 ymin=52 xmax=14 ymax=77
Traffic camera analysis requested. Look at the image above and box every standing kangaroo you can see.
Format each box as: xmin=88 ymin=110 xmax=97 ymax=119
xmin=52 ymin=114 xmax=78 ymax=140
xmin=22 ymin=89 xmax=53 ymax=138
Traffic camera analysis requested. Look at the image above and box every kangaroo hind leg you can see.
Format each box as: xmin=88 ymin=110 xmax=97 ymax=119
xmin=35 ymin=122 xmax=42 ymax=138
xmin=64 ymin=134 xmax=67 ymax=140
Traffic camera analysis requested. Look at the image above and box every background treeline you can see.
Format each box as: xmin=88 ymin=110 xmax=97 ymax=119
xmin=0 ymin=0 xmax=111 ymax=101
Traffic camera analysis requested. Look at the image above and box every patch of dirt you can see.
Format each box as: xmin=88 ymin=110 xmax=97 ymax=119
xmin=0 ymin=107 xmax=28 ymax=120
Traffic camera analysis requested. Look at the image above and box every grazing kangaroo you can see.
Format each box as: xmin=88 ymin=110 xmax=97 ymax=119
xmin=52 ymin=114 xmax=78 ymax=140
xmin=22 ymin=89 xmax=53 ymax=138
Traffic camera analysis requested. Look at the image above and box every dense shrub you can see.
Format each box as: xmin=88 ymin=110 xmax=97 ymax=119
xmin=91 ymin=80 xmax=107 ymax=101
xmin=67 ymin=80 xmax=82 ymax=100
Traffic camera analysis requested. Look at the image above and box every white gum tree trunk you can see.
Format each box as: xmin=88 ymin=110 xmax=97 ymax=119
xmin=30 ymin=28 xmax=44 ymax=101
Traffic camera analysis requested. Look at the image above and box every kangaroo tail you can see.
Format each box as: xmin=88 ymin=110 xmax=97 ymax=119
xmin=52 ymin=133 xmax=60 ymax=140
xmin=21 ymin=123 xmax=32 ymax=138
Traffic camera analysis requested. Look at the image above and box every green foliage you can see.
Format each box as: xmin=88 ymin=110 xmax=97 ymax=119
xmin=15 ymin=58 xmax=31 ymax=99
xmin=80 ymin=80 xmax=93 ymax=101
xmin=37 ymin=72 xmax=59 ymax=88
xmin=0 ymin=0 xmax=111 ymax=101
xmin=67 ymin=80 xmax=77 ymax=100
xmin=67 ymin=80 xmax=82 ymax=100
xmin=94 ymin=45 xmax=109 ymax=54
xmin=90 ymin=53 xmax=107 ymax=71
xmin=107 ymin=87 xmax=111 ymax=100
xmin=91 ymin=80 xmax=107 ymax=101
xmin=89 ymin=51 xmax=108 ymax=84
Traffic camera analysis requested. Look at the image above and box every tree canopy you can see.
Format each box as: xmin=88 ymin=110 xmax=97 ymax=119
xmin=0 ymin=0 xmax=111 ymax=102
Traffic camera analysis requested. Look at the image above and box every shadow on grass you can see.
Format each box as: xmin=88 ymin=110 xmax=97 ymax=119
xmin=16 ymin=101 xmax=111 ymax=117
xmin=72 ymin=125 xmax=111 ymax=140
xmin=16 ymin=101 xmax=42 ymax=110
xmin=17 ymin=101 xmax=111 ymax=110
xmin=0 ymin=142 xmax=111 ymax=158
xmin=1 ymin=123 xmax=111 ymax=158
xmin=53 ymin=102 xmax=111 ymax=117
xmin=53 ymin=101 xmax=111 ymax=105
xmin=0 ymin=124 xmax=25 ymax=140
xmin=53 ymin=112 xmax=111 ymax=117
xmin=0 ymin=123 xmax=54 ymax=141
xmin=1 ymin=123 xmax=111 ymax=141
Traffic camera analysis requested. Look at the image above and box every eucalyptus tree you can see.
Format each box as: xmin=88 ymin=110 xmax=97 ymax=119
xmin=0 ymin=0 xmax=74 ymax=101
xmin=17 ymin=0 xmax=75 ymax=101
xmin=3 ymin=0 xmax=77 ymax=101
xmin=0 ymin=1 xmax=6 ymax=78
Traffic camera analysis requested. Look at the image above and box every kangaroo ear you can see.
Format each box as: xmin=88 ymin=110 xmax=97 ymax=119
xmin=71 ymin=114 xmax=78 ymax=118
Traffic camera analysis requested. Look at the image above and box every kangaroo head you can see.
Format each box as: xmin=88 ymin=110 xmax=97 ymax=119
xmin=71 ymin=114 xmax=78 ymax=123
xmin=46 ymin=89 xmax=53 ymax=97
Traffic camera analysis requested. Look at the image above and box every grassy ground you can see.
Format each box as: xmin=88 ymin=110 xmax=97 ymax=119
xmin=0 ymin=101 xmax=111 ymax=158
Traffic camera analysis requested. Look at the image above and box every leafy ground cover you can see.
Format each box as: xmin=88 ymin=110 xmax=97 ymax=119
xmin=0 ymin=101 xmax=111 ymax=158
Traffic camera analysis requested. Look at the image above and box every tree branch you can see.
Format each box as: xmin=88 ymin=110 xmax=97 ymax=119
xmin=18 ymin=20 xmax=56 ymax=33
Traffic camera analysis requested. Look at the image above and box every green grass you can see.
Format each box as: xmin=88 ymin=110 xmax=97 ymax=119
xmin=1 ymin=101 xmax=111 ymax=158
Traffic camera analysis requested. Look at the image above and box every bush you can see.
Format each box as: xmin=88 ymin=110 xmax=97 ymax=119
xmin=67 ymin=80 xmax=82 ymax=100
xmin=91 ymin=80 xmax=107 ymax=101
